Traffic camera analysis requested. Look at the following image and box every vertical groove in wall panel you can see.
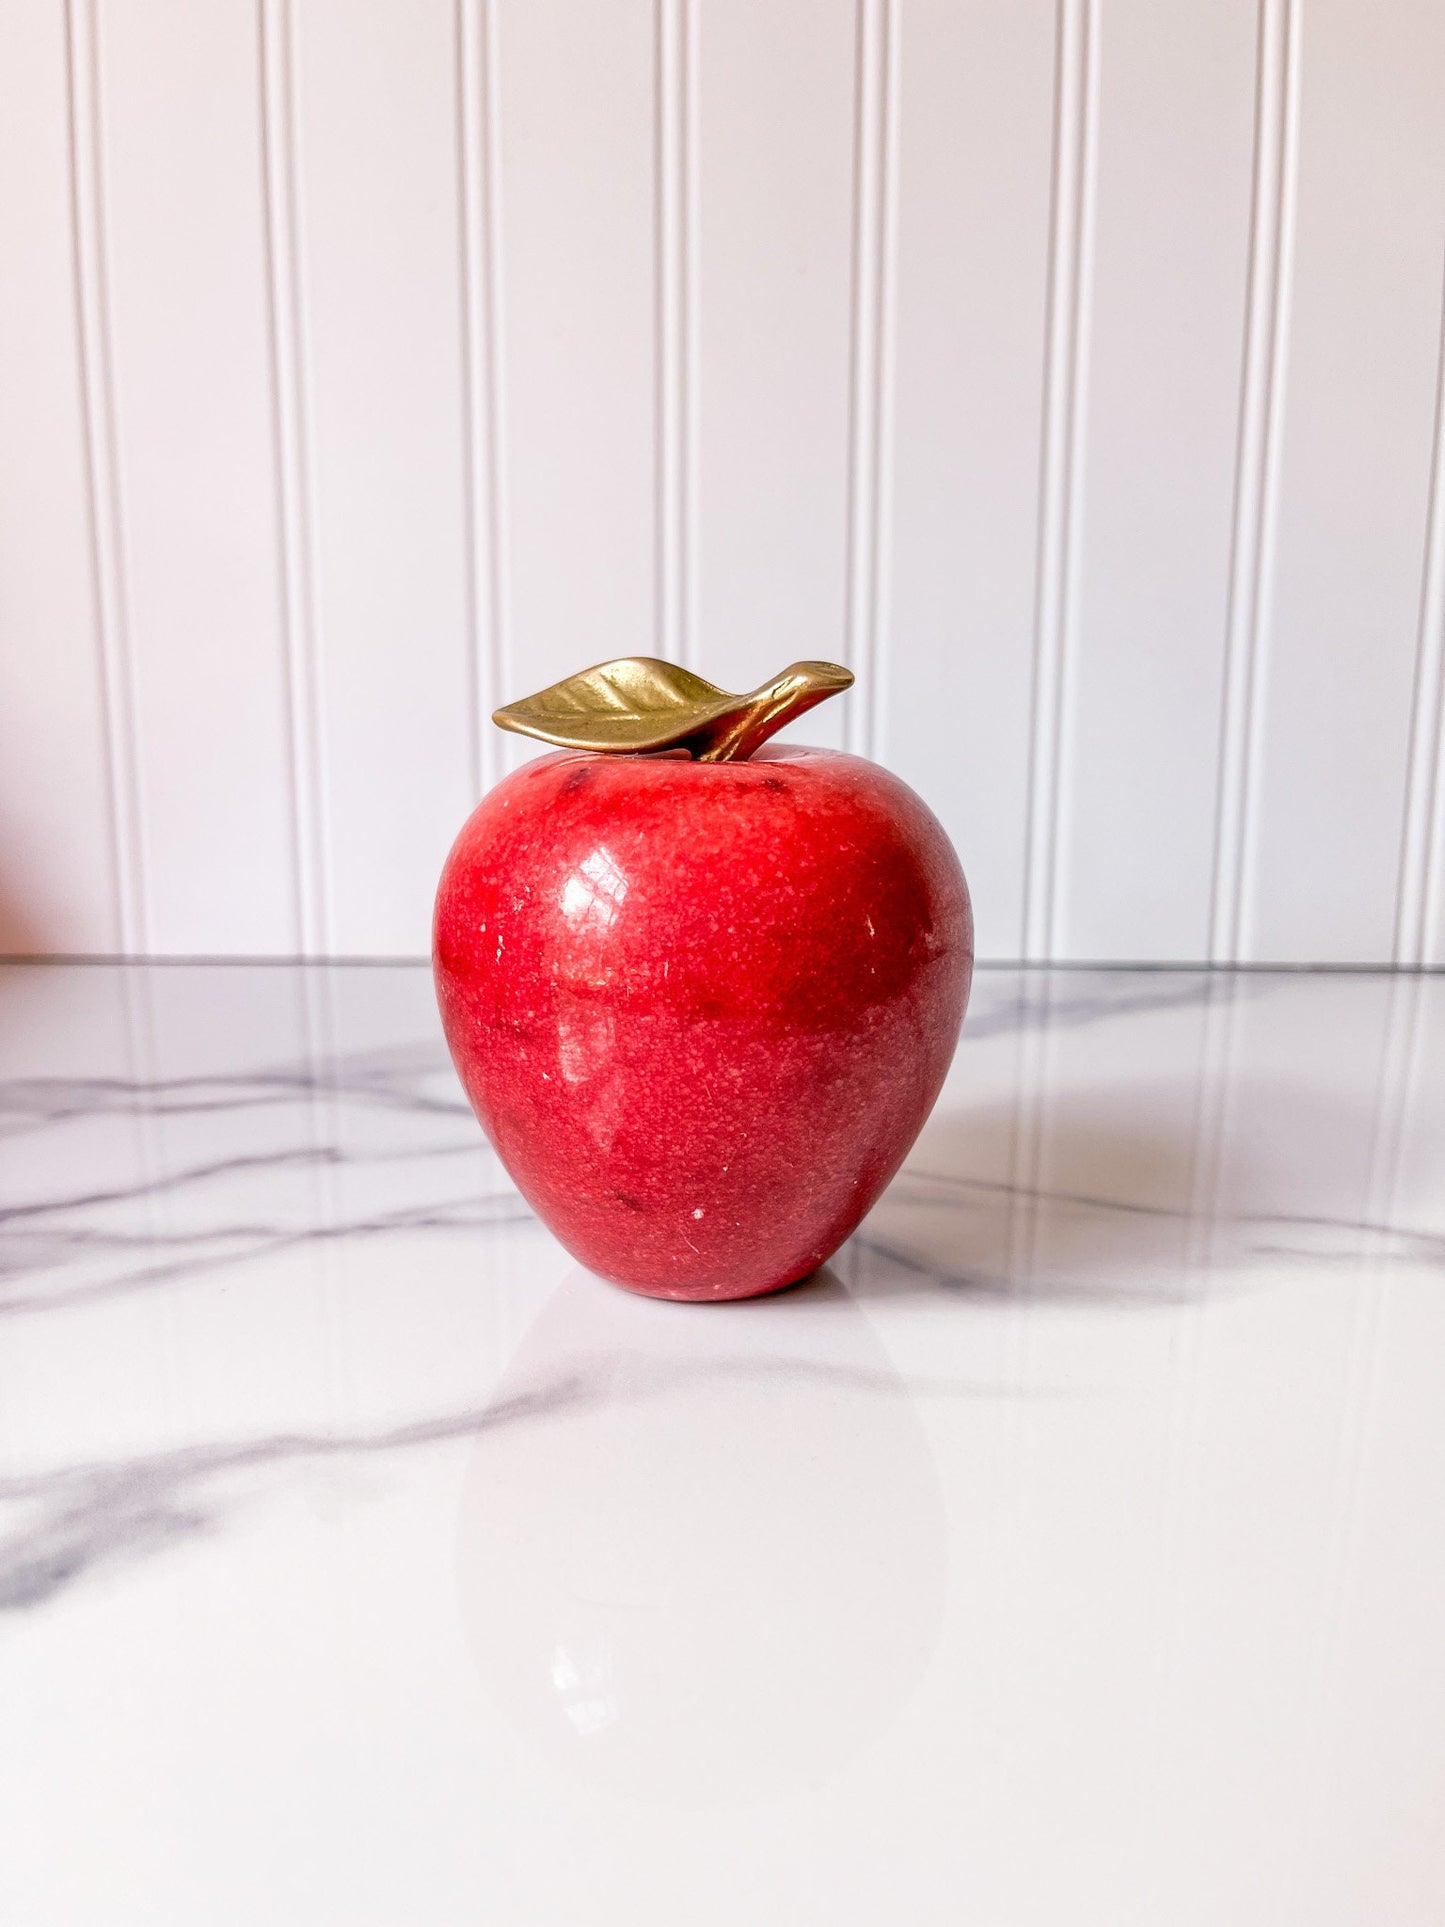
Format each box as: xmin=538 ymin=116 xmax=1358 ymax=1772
xmin=682 ymin=1 xmax=701 ymax=679
xmin=654 ymin=0 xmax=695 ymax=668
xmin=64 ymin=0 xmax=145 ymax=955
xmin=259 ymin=0 xmax=329 ymax=957
xmin=843 ymin=0 xmax=895 ymax=762
xmin=482 ymin=0 xmax=512 ymax=721
xmin=872 ymin=0 xmax=900 ymax=769
xmin=1210 ymin=0 xmax=1298 ymax=967
xmin=1395 ymin=269 xmax=1445 ymax=965
xmin=1024 ymin=0 xmax=1097 ymax=963
xmin=458 ymin=0 xmax=509 ymax=797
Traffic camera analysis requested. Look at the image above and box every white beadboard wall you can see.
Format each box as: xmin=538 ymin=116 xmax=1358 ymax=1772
xmin=2 ymin=0 xmax=1445 ymax=964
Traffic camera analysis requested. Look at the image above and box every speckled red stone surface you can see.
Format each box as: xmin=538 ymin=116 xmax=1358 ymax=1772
xmin=433 ymin=744 xmax=972 ymax=1300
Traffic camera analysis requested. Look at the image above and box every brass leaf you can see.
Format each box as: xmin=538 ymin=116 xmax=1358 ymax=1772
xmin=492 ymin=657 xmax=854 ymax=764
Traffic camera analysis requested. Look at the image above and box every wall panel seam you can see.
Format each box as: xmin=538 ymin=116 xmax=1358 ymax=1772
xmin=683 ymin=0 xmax=700 ymax=678
xmin=1395 ymin=257 xmax=1445 ymax=965
xmin=1024 ymin=0 xmax=1097 ymax=963
xmin=259 ymin=0 xmax=331 ymax=955
xmin=64 ymin=0 xmax=146 ymax=955
xmin=872 ymin=0 xmax=899 ymax=766
xmin=844 ymin=0 xmax=894 ymax=760
xmin=1053 ymin=0 xmax=1098 ymax=963
xmin=654 ymin=0 xmax=694 ymax=669
xmin=483 ymin=0 xmax=511 ymax=742
xmin=1210 ymin=0 xmax=1299 ymax=966
xmin=457 ymin=0 xmax=508 ymax=794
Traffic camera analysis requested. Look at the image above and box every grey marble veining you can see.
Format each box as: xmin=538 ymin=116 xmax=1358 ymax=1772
xmin=0 ymin=961 xmax=1442 ymax=1926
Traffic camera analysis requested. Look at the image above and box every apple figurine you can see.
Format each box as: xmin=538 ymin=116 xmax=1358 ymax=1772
xmin=433 ymin=657 xmax=972 ymax=1301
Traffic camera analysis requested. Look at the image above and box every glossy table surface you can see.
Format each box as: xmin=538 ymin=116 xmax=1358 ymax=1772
xmin=2 ymin=962 xmax=1443 ymax=1925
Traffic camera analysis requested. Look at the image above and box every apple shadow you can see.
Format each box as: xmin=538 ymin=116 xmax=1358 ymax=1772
xmin=848 ymin=1077 xmax=1400 ymax=1312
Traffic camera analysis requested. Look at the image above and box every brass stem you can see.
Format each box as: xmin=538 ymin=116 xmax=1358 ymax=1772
xmin=690 ymin=662 xmax=855 ymax=762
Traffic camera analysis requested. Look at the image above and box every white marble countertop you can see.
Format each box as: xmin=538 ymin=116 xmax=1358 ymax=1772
xmin=2 ymin=961 xmax=1443 ymax=1925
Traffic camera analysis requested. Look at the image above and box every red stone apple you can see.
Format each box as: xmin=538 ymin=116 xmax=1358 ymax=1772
xmin=433 ymin=660 xmax=971 ymax=1301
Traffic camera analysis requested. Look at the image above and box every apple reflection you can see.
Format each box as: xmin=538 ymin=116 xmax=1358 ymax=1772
xmin=456 ymin=1264 xmax=946 ymax=1805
